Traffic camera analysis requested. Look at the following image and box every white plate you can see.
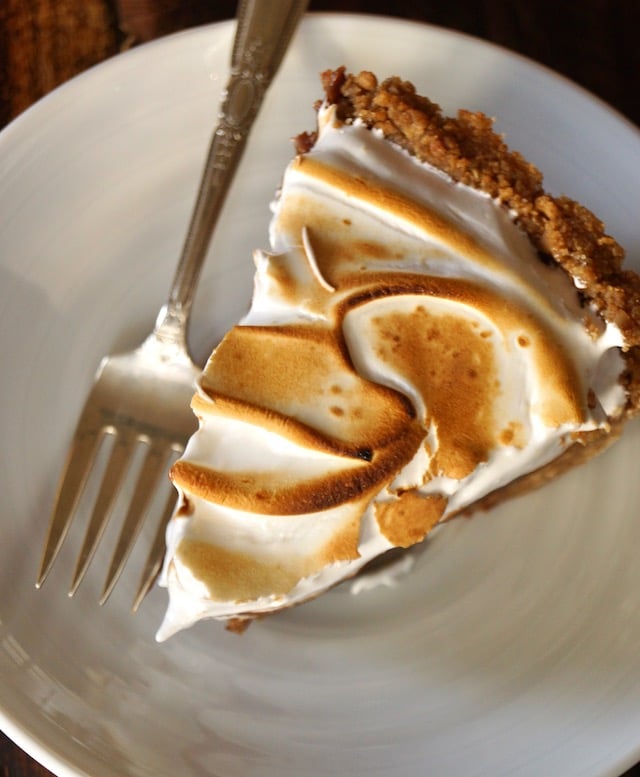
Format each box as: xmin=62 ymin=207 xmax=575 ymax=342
xmin=2 ymin=14 xmax=640 ymax=777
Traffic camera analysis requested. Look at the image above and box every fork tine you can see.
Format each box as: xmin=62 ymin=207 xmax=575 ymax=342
xmin=99 ymin=440 xmax=173 ymax=606
xmin=69 ymin=429 xmax=136 ymax=597
xmin=36 ymin=420 xmax=103 ymax=589
xmin=131 ymin=487 xmax=179 ymax=613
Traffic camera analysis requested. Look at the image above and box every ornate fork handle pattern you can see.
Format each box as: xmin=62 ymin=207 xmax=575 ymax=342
xmin=157 ymin=0 xmax=309 ymax=345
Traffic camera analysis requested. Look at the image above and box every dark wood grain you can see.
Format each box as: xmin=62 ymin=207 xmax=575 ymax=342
xmin=1 ymin=1 xmax=638 ymax=775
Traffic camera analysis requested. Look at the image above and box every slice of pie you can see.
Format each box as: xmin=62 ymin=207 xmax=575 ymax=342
xmin=156 ymin=68 xmax=640 ymax=640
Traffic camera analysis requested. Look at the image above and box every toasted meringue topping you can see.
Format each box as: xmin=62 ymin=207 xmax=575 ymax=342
xmin=156 ymin=104 xmax=626 ymax=640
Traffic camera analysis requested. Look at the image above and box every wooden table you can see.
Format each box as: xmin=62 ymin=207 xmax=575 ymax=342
xmin=1 ymin=1 xmax=638 ymax=774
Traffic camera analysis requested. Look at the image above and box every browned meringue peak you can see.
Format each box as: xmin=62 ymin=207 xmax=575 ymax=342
xmin=272 ymin=143 xmax=607 ymax=342
xmin=172 ymin=322 xmax=426 ymax=515
xmin=197 ymin=323 xmax=421 ymax=455
xmin=171 ymin=441 xmax=419 ymax=516
xmin=252 ymin=240 xmax=335 ymax=320
xmin=174 ymin=503 xmax=365 ymax=604
xmin=282 ymin=156 xmax=499 ymax=284
xmin=338 ymin=278 xmax=587 ymax=437
xmin=375 ymin=492 xmax=449 ymax=548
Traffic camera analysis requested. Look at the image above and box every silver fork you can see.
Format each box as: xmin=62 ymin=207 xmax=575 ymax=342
xmin=36 ymin=0 xmax=309 ymax=610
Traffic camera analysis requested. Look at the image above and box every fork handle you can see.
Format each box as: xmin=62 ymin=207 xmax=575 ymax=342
xmin=154 ymin=0 xmax=308 ymax=346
